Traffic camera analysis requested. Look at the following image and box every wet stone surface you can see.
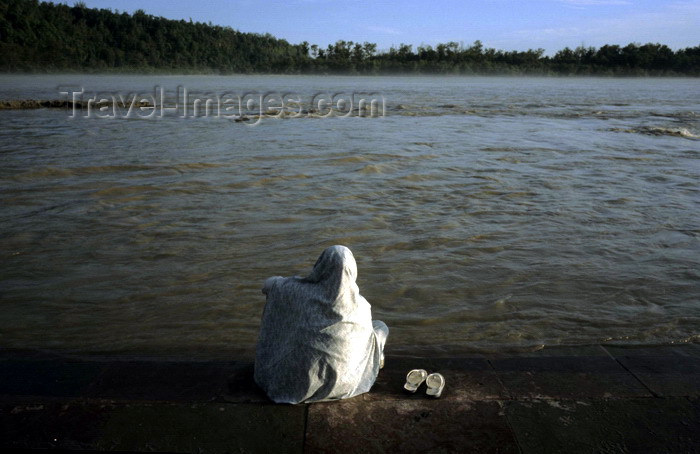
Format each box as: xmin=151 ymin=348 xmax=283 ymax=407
xmin=84 ymin=360 xmax=241 ymax=402
xmin=1 ymin=400 xmax=306 ymax=453
xmin=506 ymin=397 xmax=700 ymax=454
xmin=306 ymin=398 xmax=518 ymax=454
xmin=222 ymin=362 xmax=271 ymax=403
xmin=604 ymin=345 xmax=700 ymax=397
xmin=1 ymin=345 xmax=699 ymax=453
xmin=0 ymin=400 xmax=111 ymax=450
xmin=489 ymin=355 xmax=652 ymax=399
xmin=367 ymin=356 xmax=508 ymax=401
xmin=0 ymin=359 xmax=106 ymax=398
xmin=98 ymin=402 xmax=305 ymax=453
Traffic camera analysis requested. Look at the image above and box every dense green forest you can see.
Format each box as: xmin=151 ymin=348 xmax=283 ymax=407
xmin=1 ymin=0 xmax=699 ymax=75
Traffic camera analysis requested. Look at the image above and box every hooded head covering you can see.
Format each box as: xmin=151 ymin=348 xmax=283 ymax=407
xmin=254 ymin=245 xmax=385 ymax=403
xmin=301 ymin=245 xmax=360 ymax=308
xmin=305 ymin=244 xmax=357 ymax=284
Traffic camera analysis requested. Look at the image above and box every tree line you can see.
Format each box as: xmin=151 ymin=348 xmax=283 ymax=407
xmin=1 ymin=0 xmax=698 ymax=75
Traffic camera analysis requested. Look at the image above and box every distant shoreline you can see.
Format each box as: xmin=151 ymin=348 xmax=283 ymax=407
xmin=3 ymin=1 xmax=698 ymax=77
xmin=0 ymin=99 xmax=154 ymax=110
xmin=1 ymin=70 xmax=698 ymax=78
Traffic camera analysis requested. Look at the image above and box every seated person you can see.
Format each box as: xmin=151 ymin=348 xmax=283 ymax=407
xmin=254 ymin=245 xmax=388 ymax=404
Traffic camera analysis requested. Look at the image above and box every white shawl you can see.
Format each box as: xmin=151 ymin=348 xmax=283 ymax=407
xmin=254 ymin=245 xmax=383 ymax=403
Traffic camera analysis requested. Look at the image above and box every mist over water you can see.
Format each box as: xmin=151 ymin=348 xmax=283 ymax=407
xmin=0 ymin=75 xmax=698 ymax=358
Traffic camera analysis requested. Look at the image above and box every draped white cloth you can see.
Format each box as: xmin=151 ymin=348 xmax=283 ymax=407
xmin=254 ymin=245 xmax=388 ymax=404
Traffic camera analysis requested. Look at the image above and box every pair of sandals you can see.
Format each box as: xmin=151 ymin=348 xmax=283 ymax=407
xmin=403 ymin=369 xmax=445 ymax=398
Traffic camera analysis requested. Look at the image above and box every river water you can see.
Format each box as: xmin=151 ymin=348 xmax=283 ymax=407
xmin=0 ymin=75 xmax=698 ymax=358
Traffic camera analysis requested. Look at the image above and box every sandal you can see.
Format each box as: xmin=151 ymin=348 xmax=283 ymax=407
xmin=425 ymin=373 xmax=445 ymax=398
xmin=403 ymin=369 xmax=428 ymax=392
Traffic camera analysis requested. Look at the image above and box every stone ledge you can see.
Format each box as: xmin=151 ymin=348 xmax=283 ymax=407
xmin=1 ymin=344 xmax=699 ymax=453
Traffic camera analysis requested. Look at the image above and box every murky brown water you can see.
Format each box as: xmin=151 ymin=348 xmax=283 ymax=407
xmin=0 ymin=75 xmax=698 ymax=358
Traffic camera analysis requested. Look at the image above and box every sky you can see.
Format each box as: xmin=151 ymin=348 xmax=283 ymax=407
xmin=61 ymin=0 xmax=700 ymax=54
